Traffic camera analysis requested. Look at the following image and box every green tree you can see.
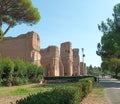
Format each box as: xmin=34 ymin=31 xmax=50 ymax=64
xmin=0 ymin=57 xmax=3 ymax=85
xmin=26 ymin=63 xmax=38 ymax=82
xmin=13 ymin=58 xmax=27 ymax=85
xmin=87 ymin=65 xmax=102 ymax=76
xmin=36 ymin=66 xmax=45 ymax=81
xmin=97 ymin=3 xmax=120 ymax=78
xmin=1 ymin=57 xmax=14 ymax=86
xmin=0 ymin=0 xmax=40 ymax=38
xmin=101 ymin=58 xmax=120 ymax=77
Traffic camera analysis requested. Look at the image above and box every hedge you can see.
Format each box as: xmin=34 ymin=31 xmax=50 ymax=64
xmin=44 ymin=76 xmax=96 ymax=82
xmin=16 ymin=77 xmax=94 ymax=104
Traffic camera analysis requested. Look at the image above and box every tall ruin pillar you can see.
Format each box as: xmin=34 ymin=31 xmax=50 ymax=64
xmin=60 ymin=42 xmax=73 ymax=76
xmin=41 ymin=46 xmax=60 ymax=76
xmin=73 ymin=48 xmax=80 ymax=76
xmin=59 ymin=57 xmax=64 ymax=76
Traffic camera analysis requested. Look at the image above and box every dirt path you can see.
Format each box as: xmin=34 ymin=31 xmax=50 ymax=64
xmin=81 ymin=90 xmax=109 ymax=104
xmin=0 ymin=96 xmax=25 ymax=104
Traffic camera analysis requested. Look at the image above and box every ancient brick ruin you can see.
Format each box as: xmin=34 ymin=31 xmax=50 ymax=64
xmin=40 ymin=46 xmax=60 ymax=76
xmin=0 ymin=31 xmax=87 ymax=76
xmin=60 ymin=42 xmax=73 ymax=76
xmin=0 ymin=31 xmax=41 ymax=66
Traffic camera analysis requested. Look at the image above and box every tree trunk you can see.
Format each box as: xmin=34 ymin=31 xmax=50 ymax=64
xmin=0 ymin=14 xmax=3 ymax=39
xmin=115 ymin=68 xmax=118 ymax=78
xmin=3 ymin=24 xmax=11 ymax=36
xmin=0 ymin=14 xmax=2 ymax=28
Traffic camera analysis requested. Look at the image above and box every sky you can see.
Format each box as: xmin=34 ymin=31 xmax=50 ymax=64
xmin=3 ymin=0 xmax=120 ymax=67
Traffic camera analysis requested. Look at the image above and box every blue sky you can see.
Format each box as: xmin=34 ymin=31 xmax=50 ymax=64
xmin=4 ymin=0 xmax=120 ymax=67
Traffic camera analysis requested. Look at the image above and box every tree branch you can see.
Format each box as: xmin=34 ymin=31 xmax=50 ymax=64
xmin=3 ymin=23 xmax=11 ymax=36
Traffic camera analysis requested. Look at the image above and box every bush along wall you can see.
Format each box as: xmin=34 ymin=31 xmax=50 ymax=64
xmin=16 ymin=77 xmax=94 ymax=104
xmin=0 ymin=57 xmax=44 ymax=86
xmin=44 ymin=75 xmax=96 ymax=83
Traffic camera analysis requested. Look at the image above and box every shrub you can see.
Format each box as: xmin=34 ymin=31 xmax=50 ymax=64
xmin=52 ymin=86 xmax=81 ymax=104
xmin=16 ymin=77 xmax=94 ymax=104
xmin=13 ymin=59 xmax=27 ymax=85
xmin=26 ymin=64 xmax=44 ymax=83
xmin=0 ymin=57 xmax=44 ymax=86
xmin=16 ymin=86 xmax=81 ymax=104
xmin=1 ymin=57 xmax=14 ymax=86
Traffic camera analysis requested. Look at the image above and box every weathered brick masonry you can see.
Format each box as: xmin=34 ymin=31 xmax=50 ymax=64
xmin=60 ymin=42 xmax=73 ymax=76
xmin=41 ymin=46 xmax=60 ymax=76
xmin=0 ymin=31 xmax=41 ymax=66
xmin=73 ymin=48 xmax=80 ymax=76
xmin=0 ymin=31 xmax=87 ymax=76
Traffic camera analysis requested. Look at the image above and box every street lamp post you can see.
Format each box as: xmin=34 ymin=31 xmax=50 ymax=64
xmin=82 ymin=48 xmax=85 ymax=75
xmin=82 ymin=48 xmax=85 ymax=63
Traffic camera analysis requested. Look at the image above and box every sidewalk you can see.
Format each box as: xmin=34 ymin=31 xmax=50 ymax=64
xmin=100 ymin=76 xmax=120 ymax=104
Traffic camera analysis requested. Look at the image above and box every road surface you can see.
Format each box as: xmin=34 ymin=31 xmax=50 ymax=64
xmin=100 ymin=76 xmax=120 ymax=104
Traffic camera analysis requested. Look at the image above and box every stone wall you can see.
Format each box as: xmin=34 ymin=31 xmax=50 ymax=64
xmin=59 ymin=57 xmax=64 ymax=76
xmin=60 ymin=42 xmax=73 ymax=76
xmin=73 ymin=48 xmax=80 ymax=76
xmin=0 ymin=31 xmax=41 ymax=66
xmin=41 ymin=46 xmax=60 ymax=76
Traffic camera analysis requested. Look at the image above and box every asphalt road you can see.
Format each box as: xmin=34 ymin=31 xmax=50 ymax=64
xmin=100 ymin=76 xmax=120 ymax=104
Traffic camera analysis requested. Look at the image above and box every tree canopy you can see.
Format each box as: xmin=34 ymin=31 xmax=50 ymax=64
xmin=87 ymin=65 xmax=102 ymax=76
xmin=0 ymin=0 xmax=40 ymax=38
xmin=96 ymin=3 xmax=120 ymax=77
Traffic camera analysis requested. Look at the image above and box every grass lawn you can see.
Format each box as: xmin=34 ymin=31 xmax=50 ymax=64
xmin=0 ymin=82 xmax=109 ymax=104
xmin=0 ymin=83 xmax=52 ymax=99
xmin=92 ymin=83 xmax=105 ymax=97
xmin=0 ymin=83 xmax=73 ymax=104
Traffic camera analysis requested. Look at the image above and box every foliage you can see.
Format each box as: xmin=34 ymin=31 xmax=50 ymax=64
xmin=87 ymin=65 xmax=102 ymax=76
xmin=44 ymin=76 xmax=95 ymax=80
xmin=16 ymin=78 xmax=94 ymax=104
xmin=0 ymin=57 xmax=3 ymax=86
xmin=101 ymin=58 xmax=120 ymax=77
xmin=0 ymin=0 xmax=40 ymax=38
xmin=13 ymin=59 xmax=27 ymax=85
xmin=26 ymin=64 xmax=44 ymax=83
xmin=0 ymin=84 xmax=51 ymax=98
xmin=96 ymin=3 xmax=120 ymax=77
xmin=1 ymin=57 xmax=14 ymax=86
xmin=0 ymin=57 xmax=44 ymax=86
